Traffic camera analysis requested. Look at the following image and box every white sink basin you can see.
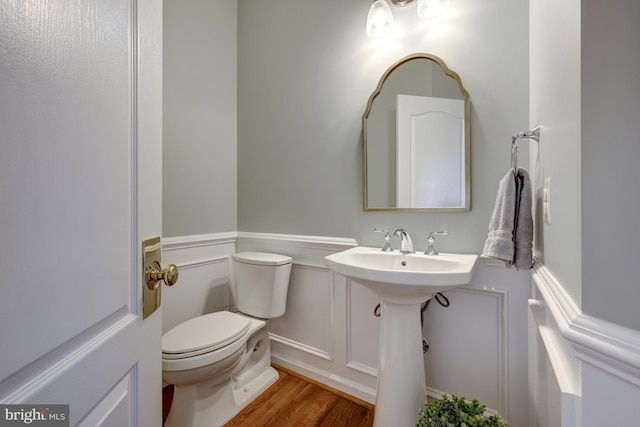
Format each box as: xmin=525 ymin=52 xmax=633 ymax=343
xmin=325 ymin=245 xmax=479 ymax=427
xmin=325 ymin=246 xmax=478 ymax=302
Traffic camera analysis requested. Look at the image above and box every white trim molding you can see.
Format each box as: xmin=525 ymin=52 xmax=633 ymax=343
xmin=533 ymin=266 xmax=581 ymax=335
xmin=269 ymin=333 xmax=333 ymax=361
xmin=270 ymin=355 xmax=377 ymax=404
xmin=531 ymin=266 xmax=582 ymax=396
xmin=162 ymin=232 xmax=237 ymax=251
xmin=568 ymin=310 xmax=640 ymax=389
xmin=532 ymin=263 xmax=640 ymax=427
xmin=236 ymin=231 xmax=357 ymax=251
xmin=236 ymin=232 xmax=357 ymax=268
xmin=530 ymin=266 xmax=581 ymax=427
xmin=533 ymin=264 xmax=640 ymax=387
xmin=161 ymin=232 xmax=237 ymax=270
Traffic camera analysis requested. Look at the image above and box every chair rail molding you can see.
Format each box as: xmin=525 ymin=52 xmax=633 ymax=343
xmin=533 ymin=264 xmax=640 ymax=387
xmin=162 ymin=232 xmax=237 ymax=251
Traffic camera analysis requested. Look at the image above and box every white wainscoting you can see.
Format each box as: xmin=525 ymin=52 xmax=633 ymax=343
xmin=528 ymin=266 xmax=581 ymax=427
xmin=345 ymin=280 xmax=380 ymax=378
xmin=237 ymin=233 xmax=531 ymax=426
xmin=457 ymin=258 xmax=531 ymax=427
xmin=530 ymin=264 xmax=640 ymax=427
xmin=270 ymin=264 xmax=335 ymax=361
xmin=161 ymin=233 xmax=236 ymax=333
xmin=236 ymin=233 xmax=380 ymax=402
xmin=424 ymin=287 xmax=508 ymax=418
xmin=156 ymin=232 xmax=640 ymax=426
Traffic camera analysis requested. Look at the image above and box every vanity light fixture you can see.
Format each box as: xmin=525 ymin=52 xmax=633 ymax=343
xmin=366 ymin=0 xmax=450 ymax=39
xmin=417 ymin=0 xmax=450 ymax=19
xmin=366 ymin=0 xmax=394 ymax=39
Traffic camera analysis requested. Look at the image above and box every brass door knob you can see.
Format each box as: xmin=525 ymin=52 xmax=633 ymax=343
xmin=145 ymin=261 xmax=179 ymax=290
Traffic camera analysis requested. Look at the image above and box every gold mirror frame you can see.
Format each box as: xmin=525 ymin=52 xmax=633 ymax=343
xmin=362 ymin=53 xmax=471 ymax=212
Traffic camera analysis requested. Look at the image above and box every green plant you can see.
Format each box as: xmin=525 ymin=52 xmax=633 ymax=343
xmin=416 ymin=394 xmax=508 ymax=427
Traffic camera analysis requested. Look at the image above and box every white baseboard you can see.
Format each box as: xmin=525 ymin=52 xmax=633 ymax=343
xmin=270 ymin=354 xmax=376 ymax=404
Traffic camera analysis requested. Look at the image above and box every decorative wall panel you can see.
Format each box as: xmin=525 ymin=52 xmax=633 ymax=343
xmin=270 ymin=265 xmax=334 ymax=360
xmin=424 ymin=288 xmax=507 ymax=417
xmin=345 ymin=279 xmax=380 ymax=376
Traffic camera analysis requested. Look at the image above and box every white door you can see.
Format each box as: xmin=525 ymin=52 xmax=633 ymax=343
xmin=396 ymin=94 xmax=465 ymax=208
xmin=0 ymin=1 xmax=163 ymax=426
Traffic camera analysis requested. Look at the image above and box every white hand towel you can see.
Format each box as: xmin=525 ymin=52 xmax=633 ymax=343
xmin=482 ymin=171 xmax=516 ymax=266
xmin=482 ymin=168 xmax=533 ymax=270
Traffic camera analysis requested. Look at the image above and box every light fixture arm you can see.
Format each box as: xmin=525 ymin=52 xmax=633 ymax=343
xmin=390 ymin=0 xmax=416 ymax=6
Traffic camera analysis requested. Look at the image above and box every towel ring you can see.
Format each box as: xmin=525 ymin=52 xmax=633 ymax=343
xmin=511 ymin=124 xmax=541 ymax=172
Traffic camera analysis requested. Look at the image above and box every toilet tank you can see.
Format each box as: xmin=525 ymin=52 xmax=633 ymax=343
xmin=231 ymin=252 xmax=292 ymax=319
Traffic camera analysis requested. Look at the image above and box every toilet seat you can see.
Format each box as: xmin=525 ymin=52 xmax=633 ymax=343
xmin=162 ymin=313 xmax=266 ymax=374
xmin=162 ymin=311 xmax=251 ymax=360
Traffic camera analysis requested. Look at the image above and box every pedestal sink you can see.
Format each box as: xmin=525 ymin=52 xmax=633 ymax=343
xmin=325 ymin=246 xmax=479 ymax=427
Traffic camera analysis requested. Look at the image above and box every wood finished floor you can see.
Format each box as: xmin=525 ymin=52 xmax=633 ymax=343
xmin=223 ymin=365 xmax=374 ymax=427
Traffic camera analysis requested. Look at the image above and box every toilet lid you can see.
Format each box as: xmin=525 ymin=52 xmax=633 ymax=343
xmin=232 ymin=252 xmax=292 ymax=266
xmin=162 ymin=311 xmax=250 ymax=358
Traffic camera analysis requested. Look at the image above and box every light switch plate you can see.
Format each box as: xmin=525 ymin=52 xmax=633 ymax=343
xmin=543 ymin=177 xmax=551 ymax=225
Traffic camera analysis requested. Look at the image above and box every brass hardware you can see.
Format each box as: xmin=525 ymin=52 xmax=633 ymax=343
xmin=142 ymin=237 xmax=179 ymax=319
xmin=146 ymin=261 xmax=179 ymax=290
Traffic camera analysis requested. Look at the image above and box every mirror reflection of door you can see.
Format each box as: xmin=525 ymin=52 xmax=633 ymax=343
xmin=396 ymin=94 xmax=465 ymax=208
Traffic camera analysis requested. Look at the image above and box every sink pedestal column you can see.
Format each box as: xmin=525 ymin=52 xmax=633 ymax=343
xmin=373 ymin=299 xmax=428 ymax=427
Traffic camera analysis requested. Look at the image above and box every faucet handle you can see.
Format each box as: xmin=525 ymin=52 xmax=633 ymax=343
xmin=425 ymin=231 xmax=449 ymax=255
xmin=374 ymin=228 xmax=393 ymax=252
xmin=427 ymin=230 xmax=449 ymax=240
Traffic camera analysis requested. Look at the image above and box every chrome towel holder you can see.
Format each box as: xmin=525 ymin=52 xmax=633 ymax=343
xmin=511 ymin=124 xmax=541 ymax=171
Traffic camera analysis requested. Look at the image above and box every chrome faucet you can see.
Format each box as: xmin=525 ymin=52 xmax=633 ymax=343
xmin=425 ymin=231 xmax=449 ymax=255
xmin=393 ymin=229 xmax=415 ymax=254
xmin=373 ymin=228 xmax=393 ymax=252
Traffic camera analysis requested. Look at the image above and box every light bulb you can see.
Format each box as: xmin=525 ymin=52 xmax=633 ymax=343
xmin=366 ymin=0 xmax=393 ymax=39
xmin=417 ymin=0 xmax=450 ymax=19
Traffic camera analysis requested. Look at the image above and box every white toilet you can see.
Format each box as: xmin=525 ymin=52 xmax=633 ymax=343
xmin=162 ymin=252 xmax=293 ymax=427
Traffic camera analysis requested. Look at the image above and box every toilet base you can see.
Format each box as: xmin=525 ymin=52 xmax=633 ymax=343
xmin=164 ymin=327 xmax=278 ymax=427
xmin=165 ymin=366 xmax=278 ymax=427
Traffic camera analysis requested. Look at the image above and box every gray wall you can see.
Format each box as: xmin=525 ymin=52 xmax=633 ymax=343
xmin=530 ymin=0 xmax=582 ymax=305
xmin=160 ymin=0 xmax=640 ymax=348
xmin=237 ymin=0 xmax=529 ymax=253
xmin=163 ymin=0 xmax=640 ymax=332
xmin=582 ymin=0 xmax=640 ymax=330
xmin=531 ymin=0 xmax=640 ymax=331
xmin=163 ymin=0 xmax=237 ymax=237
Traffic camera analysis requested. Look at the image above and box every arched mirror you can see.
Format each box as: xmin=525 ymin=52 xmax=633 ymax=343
xmin=363 ymin=53 xmax=470 ymax=211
